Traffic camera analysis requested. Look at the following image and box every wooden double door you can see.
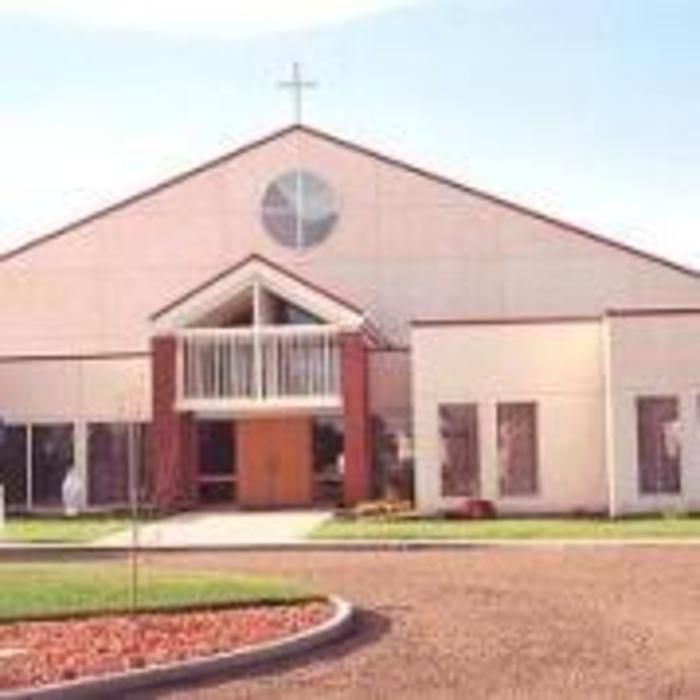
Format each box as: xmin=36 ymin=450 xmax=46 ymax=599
xmin=236 ymin=417 xmax=313 ymax=508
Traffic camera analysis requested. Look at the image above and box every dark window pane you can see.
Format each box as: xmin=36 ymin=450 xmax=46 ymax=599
xmin=88 ymin=423 xmax=150 ymax=506
xmin=312 ymin=417 xmax=344 ymax=505
xmin=31 ymin=424 xmax=74 ymax=507
xmin=440 ymin=404 xmax=480 ymax=497
xmin=313 ymin=418 xmax=344 ymax=475
xmin=371 ymin=412 xmax=414 ymax=501
xmin=637 ymin=396 xmax=681 ymax=495
xmin=197 ymin=421 xmax=235 ymax=476
xmin=0 ymin=426 xmax=28 ymax=507
xmin=88 ymin=424 xmax=128 ymax=505
xmin=498 ymin=403 xmax=538 ymax=496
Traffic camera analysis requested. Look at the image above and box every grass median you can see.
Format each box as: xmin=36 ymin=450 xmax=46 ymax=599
xmin=0 ymin=563 xmax=314 ymax=621
xmin=310 ymin=515 xmax=700 ymax=541
xmin=1 ymin=516 xmax=132 ymax=544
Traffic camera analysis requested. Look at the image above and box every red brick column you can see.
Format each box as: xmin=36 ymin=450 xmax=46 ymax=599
xmin=151 ymin=335 xmax=196 ymax=511
xmin=341 ymin=332 xmax=371 ymax=506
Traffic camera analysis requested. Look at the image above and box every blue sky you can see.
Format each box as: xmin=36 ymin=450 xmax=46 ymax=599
xmin=0 ymin=0 xmax=699 ymax=266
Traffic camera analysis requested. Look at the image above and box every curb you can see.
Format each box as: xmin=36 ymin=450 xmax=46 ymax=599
xmin=0 ymin=596 xmax=355 ymax=700
xmin=3 ymin=538 xmax=700 ymax=559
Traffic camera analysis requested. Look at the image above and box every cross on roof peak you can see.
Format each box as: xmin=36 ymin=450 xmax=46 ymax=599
xmin=278 ymin=62 xmax=317 ymax=125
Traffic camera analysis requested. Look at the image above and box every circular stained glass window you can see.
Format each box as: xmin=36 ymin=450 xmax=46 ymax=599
xmin=261 ymin=170 xmax=339 ymax=250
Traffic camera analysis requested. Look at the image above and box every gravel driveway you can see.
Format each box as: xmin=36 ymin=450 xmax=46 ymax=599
xmin=138 ymin=547 xmax=700 ymax=699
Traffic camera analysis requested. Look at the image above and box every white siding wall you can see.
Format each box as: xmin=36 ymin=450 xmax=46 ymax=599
xmin=606 ymin=314 xmax=700 ymax=514
xmin=412 ymin=321 xmax=608 ymax=514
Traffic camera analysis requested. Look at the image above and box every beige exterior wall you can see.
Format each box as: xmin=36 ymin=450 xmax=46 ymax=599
xmin=368 ymin=350 xmax=411 ymax=417
xmin=0 ymin=357 xmax=151 ymax=422
xmin=411 ymin=321 xmax=608 ymax=513
xmin=605 ymin=313 xmax=700 ymax=514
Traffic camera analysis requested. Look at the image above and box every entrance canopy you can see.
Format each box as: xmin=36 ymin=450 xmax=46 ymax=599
xmin=150 ymin=255 xmax=374 ymax=416
xmin=149 ymin=255 xmax=374 ymax=509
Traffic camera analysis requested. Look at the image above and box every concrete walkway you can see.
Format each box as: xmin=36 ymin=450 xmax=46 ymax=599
xmin=96 ymin=510 xmax=332 ymax=547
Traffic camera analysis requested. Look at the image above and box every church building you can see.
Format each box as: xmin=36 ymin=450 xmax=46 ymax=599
xmin=1 ymin=123 xmax=700 ymax=516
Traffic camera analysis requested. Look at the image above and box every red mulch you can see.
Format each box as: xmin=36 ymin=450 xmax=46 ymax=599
xmin=0 ymin=601 xmax=331 ymax=692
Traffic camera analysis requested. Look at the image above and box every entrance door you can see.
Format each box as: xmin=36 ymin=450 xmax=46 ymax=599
xmin=237 ymin=417 xmax=312 ymax=507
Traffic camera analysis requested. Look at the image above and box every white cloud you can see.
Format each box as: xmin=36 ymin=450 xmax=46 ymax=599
xmin=0 ymin=0 xmax=419 ymax=39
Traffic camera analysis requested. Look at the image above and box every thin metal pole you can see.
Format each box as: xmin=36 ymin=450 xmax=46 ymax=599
xmin=128 ymin=422 xmax=140 ymax=614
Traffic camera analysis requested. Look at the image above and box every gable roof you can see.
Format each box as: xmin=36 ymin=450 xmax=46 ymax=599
xmin=151 ymin=253 xmax=369 ymax=333
xmin=2 ymin=123 xmax=698 ymax=281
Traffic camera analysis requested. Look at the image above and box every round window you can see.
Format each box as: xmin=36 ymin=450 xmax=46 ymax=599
xmin=261 ymin=170 xmax=339 ymax=250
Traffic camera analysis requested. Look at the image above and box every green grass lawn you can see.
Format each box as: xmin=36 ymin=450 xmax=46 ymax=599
xmin=0 ymin=563 xmax=314 ymax=621
xmin=1 ymin=516 xmax=132 ymax=543
xmin=311 ymin=515 xmax=700 ymax=541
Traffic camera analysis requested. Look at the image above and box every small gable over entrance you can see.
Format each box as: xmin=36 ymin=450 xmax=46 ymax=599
xmin=151 ymin=254 xmax=366 ymax=332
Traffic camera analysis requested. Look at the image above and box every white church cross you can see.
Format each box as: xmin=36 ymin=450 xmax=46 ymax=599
xmin=278 ymin=62 xmax=317 ymax=124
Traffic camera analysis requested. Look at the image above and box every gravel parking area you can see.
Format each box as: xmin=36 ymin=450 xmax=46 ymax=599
xmin=134 ymin=547 xmax=700 ymax=699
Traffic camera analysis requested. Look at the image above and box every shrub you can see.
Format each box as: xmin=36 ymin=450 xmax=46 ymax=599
xmin=442 ymin=499 xmax=497 ymax=520
xmin=352 ymin=499 xmax=413 ymax=519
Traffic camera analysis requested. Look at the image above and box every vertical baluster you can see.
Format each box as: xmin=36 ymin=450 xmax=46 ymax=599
xmin=194 ymin=337 xmax=201 ymax=399
xmin=222 ymin=335 xmax=228 ymax=398
xmin=281 ymin=333 xmax=288 ymax=397
xmin=331 ymin=332 xmax=336 ymax=395
xmin=227 ymin=338 xmax=236 ymax=399
xmin=216 ymin=337 xmax=225 ymax=399
xmin=274 ymin=333 xmax=279 ymax=398
xmin=264 ymin=333 xmax=270 ymax=398
xmin=325 ymin=332 xmax=330 ymax=395
xmin=235 ymin=335 xmax=242 ymax=397
xmin=299 ymin=334 xmax=313 ymax=396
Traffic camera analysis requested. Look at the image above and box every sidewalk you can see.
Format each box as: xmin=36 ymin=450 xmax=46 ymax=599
xmin=95 ymin=509 xmax=332 ymax=547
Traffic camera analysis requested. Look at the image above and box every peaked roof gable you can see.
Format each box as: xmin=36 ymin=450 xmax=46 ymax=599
xmin=2 ymin=123 xmax=698 ymax=282
xmin=151 ymin=253 xmax=367 ymax=332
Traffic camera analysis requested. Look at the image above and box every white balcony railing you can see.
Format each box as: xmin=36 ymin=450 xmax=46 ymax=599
xmin=176 ymin=325 xmax=341 ymax=411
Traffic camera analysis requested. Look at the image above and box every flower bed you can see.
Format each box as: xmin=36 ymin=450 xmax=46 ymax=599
xmin=0 ymin=602 xmax=332 ymax=692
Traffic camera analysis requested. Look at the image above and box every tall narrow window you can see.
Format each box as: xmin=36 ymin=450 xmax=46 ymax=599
xmin=0 ymin=425 xmax=28 ymax=508
xmin=498 ymin=402 xmax=538 ymax=496
xmin=31 ymin=424 xmax=74 ymax=507
xmin=637 ymin=396 xmax=681 ymax=495
xmin=439 ymin=404 xmax=480 ymax=497
xmin=88 ymin=423 xmax=129 ymax=506
xmin=88 ymin=423 xmax=150 ymax=507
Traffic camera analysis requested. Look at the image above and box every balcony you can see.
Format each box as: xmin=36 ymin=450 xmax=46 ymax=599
xmin=176 ymin=325 xmax=342 ymax=413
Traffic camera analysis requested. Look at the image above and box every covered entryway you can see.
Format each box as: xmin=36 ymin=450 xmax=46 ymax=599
xmin=149 ymin=255 xmax=374 ymax=511
xmin=237 ymin=417 xmax=312 ymax=507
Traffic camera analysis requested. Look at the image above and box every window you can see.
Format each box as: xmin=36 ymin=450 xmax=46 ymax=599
xmin=439 ymin=404 xmax=480 ymax=497
xmin=87 ymin=423 xmax=149 ymax=506
xmin=498 ymin=402 xmax=538 ymax=496
xmin=197 ymin=420 xmax=236 ymax=504
xmin=197 ymin=421 xmax=236 ymax=477
xmin=637 ymin=396 xmax=681 ymax=495
xmin=261 ymin=170 xmax=339 ymax=249
xmin=0 ymin=425 xmax=28 ymax=508
xmin=31 ymin=424 xmax=74 ymax=507
xmin=312 ymin=417 xmax=344 ymax=504
xmin=371 ymin=411 xmax=414 ymax=501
